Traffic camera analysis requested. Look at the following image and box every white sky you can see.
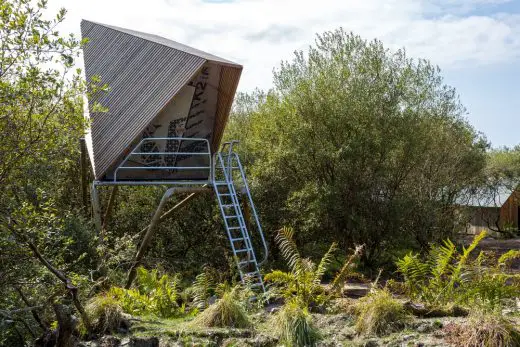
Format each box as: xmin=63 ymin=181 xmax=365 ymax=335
xmin=49 ymin=0 xmax=520 ymax=146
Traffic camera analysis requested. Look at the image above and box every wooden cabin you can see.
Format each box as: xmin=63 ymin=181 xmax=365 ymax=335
xmin=459 ymin=186 xmax=520 ymax=235
xmin=81 ymin=20 xmax=242 ymax=182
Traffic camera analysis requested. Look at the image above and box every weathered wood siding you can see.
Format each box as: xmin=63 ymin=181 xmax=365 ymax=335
xmin=81 ymin=20 xmax=242 ymax=180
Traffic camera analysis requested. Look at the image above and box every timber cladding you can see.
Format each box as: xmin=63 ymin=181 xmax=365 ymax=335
xmin=81 ymin=20 xmax=242 ymax=180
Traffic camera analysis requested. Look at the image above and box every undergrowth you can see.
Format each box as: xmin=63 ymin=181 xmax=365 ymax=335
xmin=193 ymin=284 xmax=251 ymax=328
xmin=396 ymin=231 xmax=520 ymax=311
xmin=272 ymin=300 xmax=321 ymax=347
xmin=444 ymin=310 xmax=520 ymax=347
xmin=109 ymin=267 xmax=185 ymax=318
xmin=85 ymin=294 xmax=125 ymax=335
xmin=264 ymin=226 xmax=362 ymax=310
xmin=354 ymin=289 xmax=410 ymax=337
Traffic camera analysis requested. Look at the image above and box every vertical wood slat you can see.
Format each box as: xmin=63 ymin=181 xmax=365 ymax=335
xmin=81 ymin=20 xmax=242 ymax=179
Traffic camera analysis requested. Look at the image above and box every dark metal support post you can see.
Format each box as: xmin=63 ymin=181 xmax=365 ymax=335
xmin=79 ymin=138 xmax=88 ymax=212
xmin=90 ymin=183 xmax=102 ymax=234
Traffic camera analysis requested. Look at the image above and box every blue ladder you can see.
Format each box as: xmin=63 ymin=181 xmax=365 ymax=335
xmin=213 ymin=142 xmax=267 ymax=292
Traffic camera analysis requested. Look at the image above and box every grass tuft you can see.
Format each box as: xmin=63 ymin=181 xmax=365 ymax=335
xmin=444 ymin=310 xmax=520 ymax=347
xmin=354 ymin=289 xmax=410 ymax=337
xmin=85 ymin=293 xmax=125 ymax=334
xmin=272 ymin=300 xmax=321 ymax=347
xmin=194 ymin=288 xmax=251 ymax=329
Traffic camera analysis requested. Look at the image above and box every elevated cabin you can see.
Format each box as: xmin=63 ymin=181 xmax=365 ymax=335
xmin=81 ymin=21 xmax=267 ymax=290
xmin=81 ymin=20 xmax=242 ymax=183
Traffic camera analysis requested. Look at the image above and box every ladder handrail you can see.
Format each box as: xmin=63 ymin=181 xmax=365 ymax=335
xmin=230 ymin=152 xmax=269 ymax=266
xmin=215 ymin=150 xmax=269 ymax=266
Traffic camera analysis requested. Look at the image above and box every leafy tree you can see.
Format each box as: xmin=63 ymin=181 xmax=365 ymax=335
xmin=225 ymin=29 xmax=487 ymax=267
xmin=0 ymin=0 xmax=93 ymax=344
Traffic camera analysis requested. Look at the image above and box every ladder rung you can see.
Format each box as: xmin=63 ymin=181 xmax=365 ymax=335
xmin=244 ymin=272 xmax=260 ymax=277
xmin=225 ymin=215 xmax=238 ymax=219
xmin=231 ymin=237 xmax=245 ymax=242
xmin=219 ymin=193 xmax=232 ymax=196
xmin=235 ymin=249 xmax=249 ymax=253
xmin=222 ymin=204 xmax=236 ymax=208
xmin=215 ymin=182 xmax=229 ymax=186
xmin=238 ymin=260 xmax=256 ymax=266
xmin=228 ymin=226 xmax=242 ymax=230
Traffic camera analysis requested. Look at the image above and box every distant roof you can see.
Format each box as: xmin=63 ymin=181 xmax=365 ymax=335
xmin=85 ymin=20 xmax=238 ymax=66
xmin=457 ymin=185 xmax=515 ymax=208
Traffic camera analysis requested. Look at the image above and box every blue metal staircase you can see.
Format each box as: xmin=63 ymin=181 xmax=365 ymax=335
xmin=213 ymin=141 xmax=268 ymax=291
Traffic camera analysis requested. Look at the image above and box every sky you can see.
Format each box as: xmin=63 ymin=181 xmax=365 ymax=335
xmin=48 ymin=0 xmax=520 ymax=148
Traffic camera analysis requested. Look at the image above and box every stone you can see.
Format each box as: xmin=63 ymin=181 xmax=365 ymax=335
xmin=99 ymin=335 xmax=121 ymax=347
xmin=128 ymin=337 xmax=159 ymax=347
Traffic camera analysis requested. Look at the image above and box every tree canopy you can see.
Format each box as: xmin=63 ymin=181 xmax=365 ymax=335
xmin=226 ymin=29 xmax=488 ymax=265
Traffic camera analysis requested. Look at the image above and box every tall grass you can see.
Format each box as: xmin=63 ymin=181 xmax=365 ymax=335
xmin=354 ymin=289 xmax=410 ymax=336
xmin=272 ymin=300 xmax=320 ymax=347
xmin=194 ymin=285 xmax=251 ymax=328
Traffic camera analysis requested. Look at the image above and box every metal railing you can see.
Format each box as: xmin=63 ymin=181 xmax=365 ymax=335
xmin=113 ymin=137 xmax=212 ymax=183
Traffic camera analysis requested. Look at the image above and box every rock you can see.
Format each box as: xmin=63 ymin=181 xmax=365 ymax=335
xmin=128 ymin=337 xmax=159 ymax=347
xmin=99 ymin=335 xmax=121 ymax=347
xmin=268 ymin=307 xmax=280 ymax=314
xmin=343 ymin=284 xmax=370 ymax=298
xmin=208 ymin=295 xmax=218 ymax=305
xmin=364 ymin=339 xmax=379 ymax=347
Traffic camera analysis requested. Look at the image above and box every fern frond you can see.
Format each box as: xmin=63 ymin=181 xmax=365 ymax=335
xmin=498 ymin=250 xmax=520 ymax=267
xmin=313 ymin=242 xmax=338 ymax=285
xmin=430 ymin=239 xmax=456 ymax=282
xmin=193 ymin=269 xmax=217 ymax=309
xmin=276 ymin=227 xmax=302 ymax=274
xmin=264 ymin=270 xmax=295 ymax=284
xmin=451 ymin=231 xmax=486 ymax=285
xmin=330 ymin=244 xmax=363 ymax=294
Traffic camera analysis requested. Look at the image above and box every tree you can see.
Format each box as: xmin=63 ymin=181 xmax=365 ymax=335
xmin=0 ymin=1 xmax=93 ymax=344
xmin=225 ymin=29 xmax=487 ymax=267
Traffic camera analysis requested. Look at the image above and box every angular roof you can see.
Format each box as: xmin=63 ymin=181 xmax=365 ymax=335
xmin=81 ymin=20 xmax=242 ymax=179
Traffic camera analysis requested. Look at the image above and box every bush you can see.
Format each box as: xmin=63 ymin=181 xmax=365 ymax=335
xmin=444 ymin=310 xmax=520 ymax=347
xmin=272 ymin=300 xmax=321 ymax=347
xmin=109 ymin=267 xmax=184 ymax=318
xmin=264 ymin=227 xmax=362 ymax=309
xmin=194 ymin=285 xmax=251 ymax=328
xmin=354 ymin=289 xmax=410 ymax=337
xmin=397 ymin=231 xmax=520 ymax=311
xmin=85 ymin=294 xmax=125 ymax=335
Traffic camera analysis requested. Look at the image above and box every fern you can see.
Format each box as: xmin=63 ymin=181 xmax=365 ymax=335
xmin=192 ymin=269 xmax=217 ymax=309
xmin=330 ymin=244 xmax=363 ymax=295
xmin=265 ymin=227 xmax=362 ymax=309
xmin=276 ymin=226 xmax=303 ymax=275
xmin=396 ymin=231 xmax=519 ymax=311
xmin=108 ymin=267 xmax=183 ymax=318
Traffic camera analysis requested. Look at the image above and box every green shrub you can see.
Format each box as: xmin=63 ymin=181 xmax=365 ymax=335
xmin=194 ymin=285 xmax=251 ymax=328
xmin=397 ymin=231 xmax=520 ymax=311
xmin=85 ymin=294 xmax=124 ymax=334
xmin=463 ymin=250 xmax=520 ymax=312
xmin=396 ymin=231 xmax=482 ymax=307
xmin=444 ymin=310 xmax=520 ymax=347
xmin=272 ymin=300 xmax=321 ymax=347
xmin=109 ymin=267 xmax=184 ymax=318
xmin=354 ymin=289 xmax=410 ymax=336
xmin=264 ymin=227 xmax=362 ymax=309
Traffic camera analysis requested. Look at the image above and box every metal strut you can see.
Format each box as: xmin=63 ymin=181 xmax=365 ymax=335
xmin=89 ymin=137 xmax=268 ymax=291
xmin=213 ymin=141 xmax=268 ymax=292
